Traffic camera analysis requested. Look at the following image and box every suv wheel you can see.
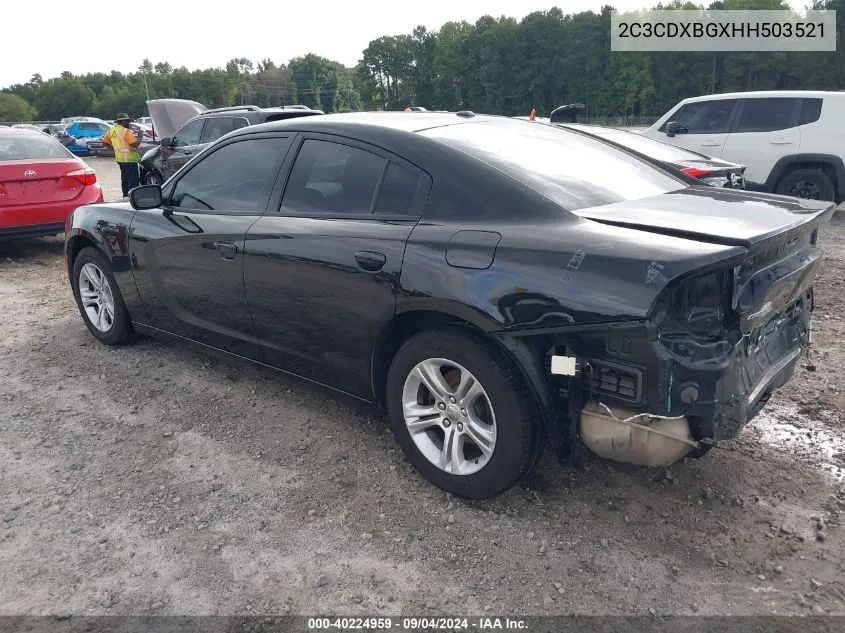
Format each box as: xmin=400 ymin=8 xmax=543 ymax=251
xmin=776 ymin=168 xmax=836 ymax=202
xmin=386 ymin=329 xmax=538 ymax=499
xmin=143 ymin=170 xmax=163 ymax=186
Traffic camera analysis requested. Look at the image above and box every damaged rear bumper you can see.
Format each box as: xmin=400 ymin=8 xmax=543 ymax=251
xmin=655 ymin=288 xmax=812 ymax=443
xmin=538 ymin=288 xmax=813 ymax=463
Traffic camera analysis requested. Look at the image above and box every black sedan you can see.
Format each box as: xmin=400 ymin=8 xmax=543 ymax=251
xmin=64 ymin=113 xmax=831 ymax=499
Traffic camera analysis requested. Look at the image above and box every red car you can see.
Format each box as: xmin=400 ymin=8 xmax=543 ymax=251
xmin=0 ymin=128 xmax=103 ymax=239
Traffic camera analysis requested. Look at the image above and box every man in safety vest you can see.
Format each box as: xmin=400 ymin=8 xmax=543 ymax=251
xmin=101 ymin=113 xmax=142 ymax=197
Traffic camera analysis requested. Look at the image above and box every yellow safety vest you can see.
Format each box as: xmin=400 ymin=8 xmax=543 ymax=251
xmin=108 ymin=125 xmax=140 ymax=163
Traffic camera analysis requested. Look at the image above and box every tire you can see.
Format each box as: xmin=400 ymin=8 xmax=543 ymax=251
xmin=143 ymin=170 xmax=163 ymax=186
xmin=775 ymin=168 xmax=836 ymax=202
xmin=71 ymin=247 xmax=133 ymax=345
xmin=386 ymin=328 xmax=539 ymax=499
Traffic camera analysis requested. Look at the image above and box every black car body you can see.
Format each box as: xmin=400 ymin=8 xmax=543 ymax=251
xmin=64 ymin=113 xmax=831 ymax=498
xmin=139 ymin=100 xmax=323 ymax=185
xmin=560 ymin=123 xmax=747 ymax=190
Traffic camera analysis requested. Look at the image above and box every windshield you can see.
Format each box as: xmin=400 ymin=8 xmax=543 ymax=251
xmin=0 ymin=134 xmax=74 ymax=160
xmin=567 ymin=124 xmax=709 ymax=163
xmin=420 ymin=119 xmax=686 ymax=212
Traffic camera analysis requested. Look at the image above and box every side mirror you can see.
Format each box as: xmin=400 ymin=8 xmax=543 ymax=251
xmin=159 ymin=136 xmax=172 ymax=147
xmin=129 ymin=184 xmax=162 ymax=210
xmin=665 ymin=121 xmax=688 ymax=137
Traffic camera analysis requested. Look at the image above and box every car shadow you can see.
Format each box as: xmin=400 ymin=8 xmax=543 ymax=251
xmin=0 ymin=235 xmax=65 ymax=262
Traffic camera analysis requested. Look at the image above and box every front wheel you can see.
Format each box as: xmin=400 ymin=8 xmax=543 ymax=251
xmin=143 ymin=170 xmax=163 ymax=186
xmin=71 ymin=247 xmax=133 ymax=345
xmin=386 ymin=329 xmax=540 ymax=499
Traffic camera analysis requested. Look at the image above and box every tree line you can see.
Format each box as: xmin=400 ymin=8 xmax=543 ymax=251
xmin=2 ymin=0 xmax=844 ymax=123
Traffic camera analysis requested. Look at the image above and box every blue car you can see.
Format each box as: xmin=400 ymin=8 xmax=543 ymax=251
xmin=64 ymin=120 xmax=112 ymax=155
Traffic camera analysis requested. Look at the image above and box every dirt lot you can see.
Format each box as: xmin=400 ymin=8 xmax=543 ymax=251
xmin=1 ymin=158 xmax=844 ymax=617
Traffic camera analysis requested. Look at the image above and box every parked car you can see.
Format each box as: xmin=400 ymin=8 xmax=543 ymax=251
xmin=514 ymin=114 xmax=746 ymax=189
xmin=136 ymin=116 xmax=152 ymax=126
xmin=63 ymin=121 xmax=113 ymax=155
xmin=0 ymin=128 xmax=103 ymax=239
xmin=135 ymin=122 xmax=157 ymax=142
xmin=11 ymin=124 xmax=45 ymax=133
xmin=61 ymin=116 xmax=107 ymax=126
xmin=560 ymin=123 xmax=746 ymax=189
xmin=87 ymin=122 xmax=157 ymax=158
xmin=64 ymin=112 xmax=831 ymax=499
xmin=42 ymin=123 xmax=68 ymax=136
xmin=641 ymin=90 xmax=845 ymax=202
xmin=140 ymin=100 xmax=323 ymax=185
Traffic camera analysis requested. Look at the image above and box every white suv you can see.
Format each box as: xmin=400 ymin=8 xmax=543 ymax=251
xmin=641 ymin=90 xmax=845 ymax=202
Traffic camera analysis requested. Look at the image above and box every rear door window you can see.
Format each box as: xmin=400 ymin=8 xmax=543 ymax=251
xmin=280 ymin=139 xmax=386 ymax=216
xmin=373 ymin=162 xmax=422 ymax=216
xmin=799 ymin=98 xmax=823 ymax=125
xmin=200 ymin=117 xmax=236 ymax=144
xmin=734 ymin=98 xmax=798 ymax=133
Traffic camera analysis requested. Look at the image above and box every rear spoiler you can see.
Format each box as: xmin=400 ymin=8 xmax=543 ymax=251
xmin=549 ymin=103 xmax=586 ymax=124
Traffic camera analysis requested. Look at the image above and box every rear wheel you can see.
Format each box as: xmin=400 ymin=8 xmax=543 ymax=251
xmin=775 ymin=168 xmax=836 ymax=202
xmin=386 ymin=329 xmax=539 ymax=499
xmin=71 ymin=247 xmax=133 ymax=345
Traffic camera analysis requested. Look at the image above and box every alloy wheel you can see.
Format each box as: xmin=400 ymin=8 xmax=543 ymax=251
xmin=145 ymin=172 xmax=163 ymax=186
xmin=78 ymin=263 xmax=115 ymax=333
xmin=790 ymin=180 xmax=821 ymax=199
xmin=401 ymin=358 xmax=497 ymax=476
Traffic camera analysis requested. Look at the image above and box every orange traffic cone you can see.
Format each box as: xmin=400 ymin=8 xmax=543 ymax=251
xmin=529 ymin=108 xmax=536 ymax=121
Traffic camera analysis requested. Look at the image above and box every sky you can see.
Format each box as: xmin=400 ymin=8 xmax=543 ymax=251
xmin=0 ymin=0 xmax=806 ymax=89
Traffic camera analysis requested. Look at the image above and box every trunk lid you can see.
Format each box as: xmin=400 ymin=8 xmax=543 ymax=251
xmin=147 ymin=99 xmax=207 ymax=139
xmin=582 ymin=187 xmax=833 ymax=338
xmin=575 ymin=187 xmax=832 ymax=248
xmin=0 ymin=159 xmax=89 ymax=206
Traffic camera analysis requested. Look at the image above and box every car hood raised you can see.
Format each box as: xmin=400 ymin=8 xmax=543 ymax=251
xmin=146 ymin=99 xmax=207 ymax=138
xmin=575 ymin=187 xmax=833 ymax=248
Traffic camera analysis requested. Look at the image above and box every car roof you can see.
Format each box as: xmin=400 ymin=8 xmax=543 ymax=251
xmin=679 ymin=90 xmax=845 ymax=103
xmin=198 ymin=105 xmax=323 ymax=117
xmin=241 ymin=111 xmax=502 ymax=135
xmin=0 ymin=127 xmax=48 ymax=138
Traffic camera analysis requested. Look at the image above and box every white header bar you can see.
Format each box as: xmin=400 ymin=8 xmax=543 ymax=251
xmin=611 ymin=10 xmax=836 ymax=52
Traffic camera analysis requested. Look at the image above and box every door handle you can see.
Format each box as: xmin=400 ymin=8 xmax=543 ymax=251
xmin=770 ymin=139 xmax=793 ymax=144
xmin=213 ymin=241 xmax=238 ymax=261
xmin=354 ymin=250 xmax=386 ymax=272
xmin=699 ymin=140 xmax=721 ymax=146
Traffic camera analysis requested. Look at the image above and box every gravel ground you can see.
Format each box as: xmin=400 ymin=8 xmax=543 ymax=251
xmin=85 ymin=156 xmax=126 ymax=202
xmin=1 ymin=160 xmax=844 ymax=617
